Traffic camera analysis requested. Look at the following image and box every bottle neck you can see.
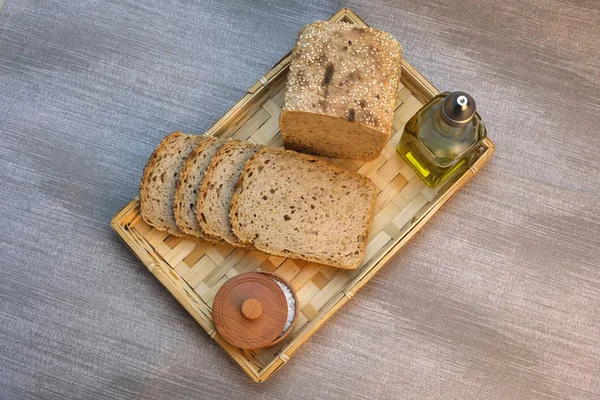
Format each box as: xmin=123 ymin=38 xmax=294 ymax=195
xmin=435 ymin=110 xmax=467 ymax=137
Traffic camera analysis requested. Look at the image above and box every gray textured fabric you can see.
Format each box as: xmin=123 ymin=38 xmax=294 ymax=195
xmin=1 ymin=0 xmax=599 ymax=399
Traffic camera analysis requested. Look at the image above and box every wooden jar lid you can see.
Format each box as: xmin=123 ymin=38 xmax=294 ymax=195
xmin=212 ymin=272 xmax=289 ymax=350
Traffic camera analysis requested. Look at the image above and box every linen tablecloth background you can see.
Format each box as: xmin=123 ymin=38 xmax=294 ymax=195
xmin=1 ymin=1 xmax=599 ymax=399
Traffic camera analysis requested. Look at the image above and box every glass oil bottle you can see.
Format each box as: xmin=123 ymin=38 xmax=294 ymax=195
xmin=397 ymin=92 xmax=487 ymax=187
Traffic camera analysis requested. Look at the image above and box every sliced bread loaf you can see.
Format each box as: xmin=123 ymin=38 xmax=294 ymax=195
xmin=140 ymin=131 xmax=207 ymax=236
xmin=197 ymin=140 xmax=262 ymax=246
xmin=174 ymin=137 xmax=226 ymax=239
xmin=280 ymin=21 xmax=402 ymax=160
xmin=230 ymin=148 xmax=377 ymax=269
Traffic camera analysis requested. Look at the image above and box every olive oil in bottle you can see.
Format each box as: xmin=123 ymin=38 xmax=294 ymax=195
xmin=397 ymin=92 xmax=487 ymax=187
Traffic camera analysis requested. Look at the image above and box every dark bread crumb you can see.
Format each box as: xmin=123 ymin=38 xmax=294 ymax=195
xmin=230 ymin=147 xmax=376 ymax=269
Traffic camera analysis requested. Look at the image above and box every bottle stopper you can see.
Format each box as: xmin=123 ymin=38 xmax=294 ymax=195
xmin=441 ymin=91 xmax=476 ymax=126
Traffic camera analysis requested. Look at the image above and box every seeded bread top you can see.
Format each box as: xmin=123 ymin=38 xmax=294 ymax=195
xmin=283 ymin=21 xmax=402 ymax=133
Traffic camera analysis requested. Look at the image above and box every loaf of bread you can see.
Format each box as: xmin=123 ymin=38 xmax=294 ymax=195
xmin=197 ymin=140 xmax=262 ymax=247
xmin=140 ymin=131 xmax=206 ymax=236
xmin=174 ymin=137 xmax=226 ymax=240
xmin=230 ymin=148 xmax=377 ymax=269
xmin=280 ymin=21 xmax=402 ymax=161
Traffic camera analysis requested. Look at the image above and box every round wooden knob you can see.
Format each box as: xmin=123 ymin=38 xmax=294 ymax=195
xmin=212 ymin=272 xmax=288 ymax=349
xmin=241 ymin=299 xmax=262 ymax=320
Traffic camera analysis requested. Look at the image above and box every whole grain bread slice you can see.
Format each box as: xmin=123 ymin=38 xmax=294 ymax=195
xmin=197 ymin=140 xmax=262 ymax=246
xmin=140 ymin=131 xmax=207 ymax=236
xmin=174 ymin=137 xmax=227 ymax=239
xmin=230 ymin=148 xmax=377 ymax=269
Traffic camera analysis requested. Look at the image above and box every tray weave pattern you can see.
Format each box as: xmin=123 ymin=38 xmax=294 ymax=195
xmin=112 ymin=8 xmax=494 ymax=382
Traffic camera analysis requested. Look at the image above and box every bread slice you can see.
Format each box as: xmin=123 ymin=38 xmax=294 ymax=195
xmin=174 ymin=137 xmax=227 ymax=239
xmin=230 ymin=148 xmax=377 ymax=269
xmin=140 ymin=131 xmax=207 ymax=236
xmin=197 ymin=140 xmax=262 ymax=246
xmin=280 ymin=21 xmax=402 ymax=160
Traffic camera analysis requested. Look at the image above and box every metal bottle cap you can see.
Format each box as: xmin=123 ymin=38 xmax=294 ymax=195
xmin=441 ymin=92 xmax=476 ymax=126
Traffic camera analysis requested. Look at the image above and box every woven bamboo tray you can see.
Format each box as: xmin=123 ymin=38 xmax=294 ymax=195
xmin=112 ymin=8 xmax=495 ymax=382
